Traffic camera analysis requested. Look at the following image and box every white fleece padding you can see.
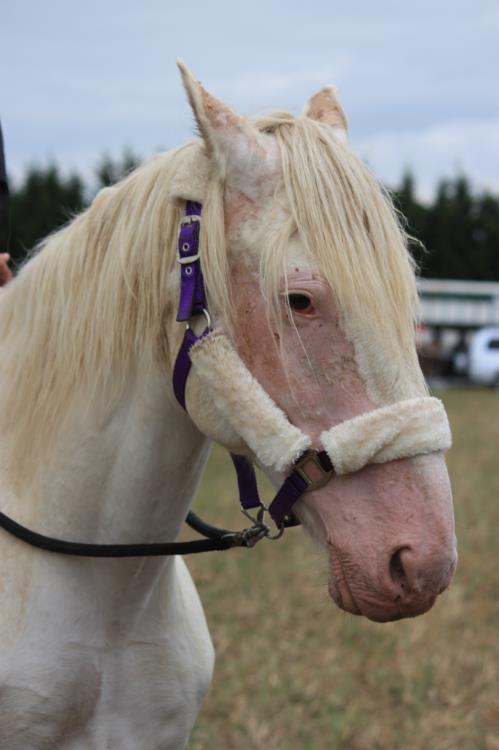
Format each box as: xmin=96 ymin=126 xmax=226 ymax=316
xmin=189 ymin=332 xmax=311 ymax=472
xmin=320 ymin=397 xmax=451 ymax=475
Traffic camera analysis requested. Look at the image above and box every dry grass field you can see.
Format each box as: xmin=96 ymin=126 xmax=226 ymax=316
xmin=187 ymin=390 xmax=499 ymax=750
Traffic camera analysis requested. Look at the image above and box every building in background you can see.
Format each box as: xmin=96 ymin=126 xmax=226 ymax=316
xmin=417 ymin=279 xmax=499 ymax=377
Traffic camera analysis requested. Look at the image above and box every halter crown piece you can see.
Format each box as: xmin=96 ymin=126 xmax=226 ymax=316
xmin=172 ymin=201 xmax=452 ymax=533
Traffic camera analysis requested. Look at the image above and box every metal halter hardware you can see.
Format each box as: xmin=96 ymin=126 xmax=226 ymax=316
xmin=177 ymin=214 xmax=201 ymax=264
xmin=239 ymin=505 xmax=284 ymax=543
xmin=185 ymin=308 xmax=212 ymax=332
xmin=293 ymin=449 xmax=335 ymax=492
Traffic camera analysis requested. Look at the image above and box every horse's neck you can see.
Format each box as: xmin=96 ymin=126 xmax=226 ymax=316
xmin=1 ymin=359 xmax=210 ymax=594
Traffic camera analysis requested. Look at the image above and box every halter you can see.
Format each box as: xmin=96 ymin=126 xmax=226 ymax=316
xmin=172 ymin=200 xmax=335 ymax=534
xmin=0 ymin=200 xmax=451 ymax=557
xmin=170 ymin=201 xmax=451 ymax=533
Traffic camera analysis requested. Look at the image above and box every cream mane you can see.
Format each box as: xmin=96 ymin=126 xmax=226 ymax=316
xmin=0 ymin=113 xmax=419 ymax=481
xmin=251 ymin=112 xmax=419 ymax=352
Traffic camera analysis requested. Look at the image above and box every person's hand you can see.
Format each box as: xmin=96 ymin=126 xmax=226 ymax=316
xmin=0 ymin=253 xmax=12 ymax=286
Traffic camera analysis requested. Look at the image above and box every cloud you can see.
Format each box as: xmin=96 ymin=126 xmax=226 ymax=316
xmin=2 ymin=0 xmax=497 ymax=195
xmin=355 ymin=117 xmax=499 ymax=198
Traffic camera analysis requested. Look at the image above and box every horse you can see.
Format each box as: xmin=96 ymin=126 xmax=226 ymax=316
xmin=0 ymin=62 xmax=456 ymax=749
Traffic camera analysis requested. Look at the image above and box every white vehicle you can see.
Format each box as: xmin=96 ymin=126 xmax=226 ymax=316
xmin=468 ymin=326 xmax=499 ymax=387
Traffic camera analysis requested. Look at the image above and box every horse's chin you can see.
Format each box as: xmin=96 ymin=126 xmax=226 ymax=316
xmin=327 ymin=565 xmax=362 ymax=616
xmin=328 ymin=573 xmax=438 ymax=622
xmin=327 ymin=552 xmax=440 ymax=623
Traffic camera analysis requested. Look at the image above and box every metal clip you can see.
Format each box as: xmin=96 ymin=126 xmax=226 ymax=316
xmin=240 ymin=504 xmax=284 ymax=543
xmin=185 ymin=308 xmax=212 ymax=333
xmin=293 ymin=449 xmax=335 ymax=492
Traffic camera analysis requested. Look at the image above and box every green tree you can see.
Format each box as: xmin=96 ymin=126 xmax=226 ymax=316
xmin=392 ymin=170 xmax=430 ymax=273
xmin=425 ymin=176 xmax=476 ymax=279
xmin=7 ymin=165 xmax=85 ymax=267
xmin=471 ymin=193 xmax=499 ymax=280
xmin=4 ymin=149 xmax=141 ymax=267
xmin=94 ymin=149 xmax=140 ymax=190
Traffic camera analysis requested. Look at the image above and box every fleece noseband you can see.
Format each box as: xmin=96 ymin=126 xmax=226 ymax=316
xmin=172 ymin=201 xmax=451 ymax=530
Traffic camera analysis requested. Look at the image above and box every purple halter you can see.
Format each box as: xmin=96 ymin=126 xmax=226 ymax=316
xmin=172 ymin=201 xmax=335 ymax=531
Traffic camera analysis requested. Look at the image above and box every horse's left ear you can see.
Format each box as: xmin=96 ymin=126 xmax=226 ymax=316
xmin=177 ymin=60 xmax=277 ymax=187
xmin=303 ymin=86 xmax=348 ymax=141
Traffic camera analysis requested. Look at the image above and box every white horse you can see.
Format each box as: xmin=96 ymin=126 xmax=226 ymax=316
xmin=0 ymin=62 xmax=456 ymax=749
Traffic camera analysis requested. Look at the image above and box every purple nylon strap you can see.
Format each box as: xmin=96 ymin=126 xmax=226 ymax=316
xmin=172 ymin=201 xmax=207 ymax=408
xmin=172 ymin=328 xmax=202 ymax=410
xmin=231 ymin=453 xmax=302 ymax=527
xmin=268 ymin=472 xmax=308 ymax=526
xmin=176 ymin=201 xmax=205 ymax=322
xmin=231 ymin=454 xmax=261 ymax=510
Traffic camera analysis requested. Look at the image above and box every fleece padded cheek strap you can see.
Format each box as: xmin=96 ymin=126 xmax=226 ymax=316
xmin=189 ymin=332 xmax=311 ymax=472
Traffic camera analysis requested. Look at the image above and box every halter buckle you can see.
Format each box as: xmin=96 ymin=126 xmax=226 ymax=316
xmin=177 ymin=252 xmax=200 ymax=265
xmin=294 ymin=449 xmax=335 ymax=492
xmin=180 ymin=214 xmax=201 ymax=227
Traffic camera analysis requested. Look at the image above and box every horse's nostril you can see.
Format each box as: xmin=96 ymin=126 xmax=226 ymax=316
xmin=389 ymin=547 xmax=409 ymax=590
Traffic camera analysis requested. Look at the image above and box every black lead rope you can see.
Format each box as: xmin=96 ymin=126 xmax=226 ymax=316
xmin=0 ymin=509 xmax=264 ymax=558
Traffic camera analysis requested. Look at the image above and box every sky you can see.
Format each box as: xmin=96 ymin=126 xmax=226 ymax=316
xmin=2 ymin=0 xmax=498 ymax=198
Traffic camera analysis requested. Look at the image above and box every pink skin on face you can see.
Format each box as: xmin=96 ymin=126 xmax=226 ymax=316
xmin=230 ymin=261 xmax=457 ymax=622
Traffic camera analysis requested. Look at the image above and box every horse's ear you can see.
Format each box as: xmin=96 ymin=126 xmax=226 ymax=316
xmin=303 ymin=86 xmax=348 ymax=141
xmin=177 ymin=60 xmax=276 ymax=184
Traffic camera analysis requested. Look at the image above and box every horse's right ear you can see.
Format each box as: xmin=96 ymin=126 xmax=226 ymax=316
xmin=177 ymin=60 xmax=277 ymax=188
xmin=303 ymin=86 xmax=348 ymax=142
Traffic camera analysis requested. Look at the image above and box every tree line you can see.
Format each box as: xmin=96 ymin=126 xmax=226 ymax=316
xmin=2 ymin=152 xmax=498 ymax=281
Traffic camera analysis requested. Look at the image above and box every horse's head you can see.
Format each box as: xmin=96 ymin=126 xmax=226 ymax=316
xmin=177 ymin=63 xmax=456 ymax=622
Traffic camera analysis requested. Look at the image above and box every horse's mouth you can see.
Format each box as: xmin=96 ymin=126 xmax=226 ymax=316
xmin=328 ymin=569 xmax=407 ymax=622
xmin=327 ymin=544 xmax=438 ymax=623
xmin=327 ymin=546 xmax=362 ymax=616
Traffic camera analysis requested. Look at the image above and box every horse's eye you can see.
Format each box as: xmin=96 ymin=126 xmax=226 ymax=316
xmin=287 ymin=294 xmax=314 ymax=314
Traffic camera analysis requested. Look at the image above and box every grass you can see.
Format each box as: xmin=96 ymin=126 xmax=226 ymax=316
xmin=186 ymin=390 xmax=499 ymax=750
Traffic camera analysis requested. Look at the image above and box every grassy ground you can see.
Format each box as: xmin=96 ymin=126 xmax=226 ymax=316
xmin=186 ymin=390 xmax=499 ymax=750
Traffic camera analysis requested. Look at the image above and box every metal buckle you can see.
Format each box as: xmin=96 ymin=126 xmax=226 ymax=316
xmin=178 ymin=215 xmax=201 ymax=264
xmin=177 ymin=252 xmax=200 ymax=265
xmin=180 ymin=214 xmax=201 ymax=227
xmin=294 ymin=449 xmax=334 ymax=492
